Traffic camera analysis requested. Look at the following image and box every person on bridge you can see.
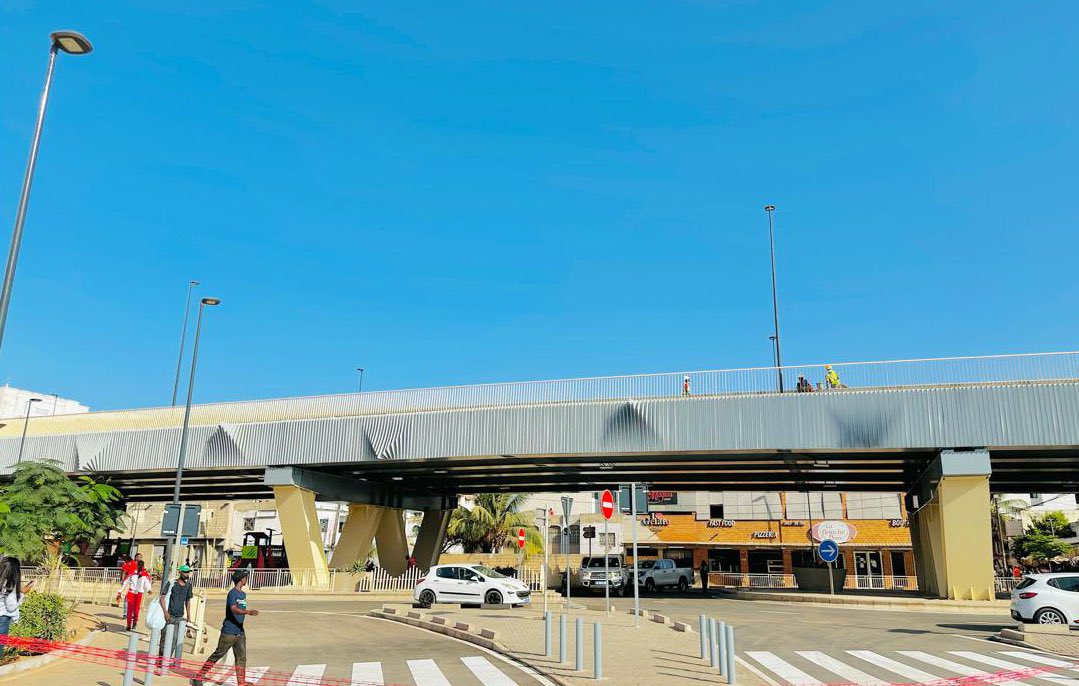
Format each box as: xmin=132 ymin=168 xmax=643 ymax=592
xmin=118 ymin=560 xmax=152 ymax=631
xmin=797 ymin=376 xmax=815 ymax=392
xmin=682 ymin=375 xmax=691 ymax=396
xmin=825 ymin=365 xmax=846 ymax=389
xmin=191 ymin=569 xmax=259 ymax=686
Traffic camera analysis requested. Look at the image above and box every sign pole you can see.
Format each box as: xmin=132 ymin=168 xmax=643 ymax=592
xmin=828 ymin=560 xmax=835 ymax=595
xmin=543 ymin=509 xmax=549 ymax=616
xmin=604 ymin=517 xmax=610 ymax=614
xmin=631 ymin=482 xmax=640 ymax=628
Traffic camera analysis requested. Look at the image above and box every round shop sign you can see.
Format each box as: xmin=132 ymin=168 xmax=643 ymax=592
xmin=810 ymin=521 xmax=857 ymax=544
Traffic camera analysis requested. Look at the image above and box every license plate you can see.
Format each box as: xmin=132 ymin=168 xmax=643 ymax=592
xmin=594 ymin=580 xmax=606 ymax=586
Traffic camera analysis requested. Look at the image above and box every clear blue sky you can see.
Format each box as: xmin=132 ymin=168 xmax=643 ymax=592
xmin=1 ymin=2 xmax=1076 ymax=411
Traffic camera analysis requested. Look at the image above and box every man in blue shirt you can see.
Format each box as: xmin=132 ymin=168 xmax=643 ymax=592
xmin=190 ymin=569 xmax=258 ymax=686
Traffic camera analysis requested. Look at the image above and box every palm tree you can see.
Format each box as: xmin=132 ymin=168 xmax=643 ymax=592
xmin=445 ymin=494 xmax=543 ymax=554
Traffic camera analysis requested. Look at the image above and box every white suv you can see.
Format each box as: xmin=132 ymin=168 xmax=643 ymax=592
xmin=1011 ymin=573 xmax=1079 ymax=626
xmin=414 ymin=564 xmax=532 ymax=608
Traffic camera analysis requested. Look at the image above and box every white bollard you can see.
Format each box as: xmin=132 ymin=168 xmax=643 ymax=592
xmin=146 ymin=628 xmax=160 ymax=684
xmin=559 ymin=614 xmax=567 ymax=664
xmin=699 ymin=614 xmax=708 ymax=659
xmin=545 ymin=612 xmax=553 ymax=657
xmin=575 ymin=617 xmax=584 ymax=671
xmin=593 ymin=622 xmax=603 ymax=680
xmin=725 ymin=623 xmax=736 ymax=684
xmin=718 ymin=620 xmax=727 ymax=678
xmin=121 ymin=630 xmax=138 ymax=686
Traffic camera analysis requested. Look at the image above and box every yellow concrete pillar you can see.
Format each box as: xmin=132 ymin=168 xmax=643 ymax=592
xmin=329 ymin=504 xmax=384 ymax=570
xmin=412 ymin=510 xmax=452 ymax=572
xmin=272 ymin=486 xmax=329 ymax=585
xmin=910 ymin=473 xmax=994 ymax=600
xmin=375 ymin=508 xmax=409 ymax=576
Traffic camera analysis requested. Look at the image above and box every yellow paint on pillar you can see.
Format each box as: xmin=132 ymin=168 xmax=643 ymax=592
xmin=910 ymin=474 xmax=994 ymax=600
xmin=330 ymin=504 xmax=384 ymax=570
xmin=375 ymin=508 xmax=408 ymax=576
xmin=272 ymin=485 xmax=329 ymax=585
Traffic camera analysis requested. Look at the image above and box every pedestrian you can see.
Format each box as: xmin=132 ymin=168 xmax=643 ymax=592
xmin=824 ymin=365 xmax=846 ymax=389
xmin=158 ymin=564 xmax=194 ymax=657
xmin=0 ymin=556 xmax=33 ymax=638
xmin=797 ymin=376 xmax=814 ymax=392
xmin=699 ymin=559 xmax=710 ymax=593
xmin=682 ymin=375 xmax=691 ymax=396
xmin=1012 ymin=564 xmax=1022 ymax=579
xmin=118 ymin=560 xmax=152 ymax=631
xmin=190 ymin=569 xmax=259 ymax=686
xmin=120 ymin=553 xmax=143 ymax=618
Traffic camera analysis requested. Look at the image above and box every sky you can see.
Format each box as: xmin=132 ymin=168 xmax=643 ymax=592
xmin=0 ymin=2 xmax=1077 ymax=411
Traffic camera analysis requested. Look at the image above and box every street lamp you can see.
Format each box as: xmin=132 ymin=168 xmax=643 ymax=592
xmin=163 ymin=296 xmax=220 ymax=582
xmin=16 ymin=397 xmax=42 ymax=464
xmin=171 ymin=280 xmax=200 ymax=405
xmin=764 ymin=205 xmax=783 ymax=392
xmin=0 ymin=31 xmax=93 ymax=361
xmin=356 ymin=367 xmax=365 ymax=394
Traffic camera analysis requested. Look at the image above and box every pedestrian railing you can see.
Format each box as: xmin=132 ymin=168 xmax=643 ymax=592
xmin=708 ymin=571 xmax=920 ymax=591
xmin=995 ymin=576 xmax=1019 ymax=596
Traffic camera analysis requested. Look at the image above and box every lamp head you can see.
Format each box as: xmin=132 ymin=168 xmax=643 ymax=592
xmin=201 ymin=297 xmax=221 ymax=306
xmin=764 ymin=205 xmax=776 ymax=212
xmin=50 ymin=31 xmax=93 ymax=55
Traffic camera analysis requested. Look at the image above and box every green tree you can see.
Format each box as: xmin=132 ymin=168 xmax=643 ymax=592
xmin=445 ymin=494 xmax=543 ymax=554
xmin=1013 ymin=532 xmax=1073 ymax=563
xmin=1028 ymin=511 xmax=1071 ymax=537
xmin=0 ymin=461 xmax=124 ymax=566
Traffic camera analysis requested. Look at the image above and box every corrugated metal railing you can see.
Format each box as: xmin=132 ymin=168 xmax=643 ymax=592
xmin=11 ymin=351 xmax=1078 ymax=432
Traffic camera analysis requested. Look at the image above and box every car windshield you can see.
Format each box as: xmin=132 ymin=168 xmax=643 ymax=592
xmin=469 ymin=565 xmax=506 ymax=579
xmin=585 ymin=557 xmax=621 ymax=568
xmin=638 ymin=560 xmax=655 ymax=570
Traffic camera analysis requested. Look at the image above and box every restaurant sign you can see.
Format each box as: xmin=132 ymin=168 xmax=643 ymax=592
xmin=810 ymin=521 xmax=857 ymax=543
xmin=641 ymin=515 xmax=670 ymax=527
xmin=707 ymin=519 xmax=736 ymax=528
xmin=646 ymin=491 xmax=678 ymax=505
xmin=752 ymin=531 xmax=777 ymax=539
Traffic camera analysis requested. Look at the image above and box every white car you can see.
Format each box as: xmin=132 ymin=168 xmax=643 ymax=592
xmin=636 ymin=559 xmax=694 ymax=593
xmin=1010 ymin=573 xmax=1079 ymax=625
xmin=414 ymin=564 xmax=532 ymax=607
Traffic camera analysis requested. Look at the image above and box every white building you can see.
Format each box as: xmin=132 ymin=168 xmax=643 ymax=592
xmin=0 ymin=385 xmax=88 ymax=419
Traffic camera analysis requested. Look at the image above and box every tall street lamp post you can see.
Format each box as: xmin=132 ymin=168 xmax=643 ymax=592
xmin=163 ymin=297 xmax=220 ymax=583
xmin=0 ymin=31 xmax=93 ymax=361
xmin=16 ymin=397 xmax=42 ymax=464
xmin=764 ymin=205 xmax=783 ymax=392
xmin=171 ymin=280 xmax=200 ymax=405
xmin=356 ymin=367 xmax=365 ymax=393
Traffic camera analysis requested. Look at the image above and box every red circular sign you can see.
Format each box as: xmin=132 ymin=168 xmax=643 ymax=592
xmin=517 ymin=528 xmax=526 ymax=548
xmin=601 ymin=490 xmax=615 ymax=520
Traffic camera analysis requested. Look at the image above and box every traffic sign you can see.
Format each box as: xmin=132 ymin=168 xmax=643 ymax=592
xmin=517 ymin=528 xmax=526 ymax=549
xmin=818 ymin=539 xmax=839 ymax=563
xmin=561 ymin=496 xmax=573 ymax=522
xmin=600 ymin=489 xmax=615 ymax=520
xmin=180 ymin=535 xmax=190 ymax=546
xmin=161 ymin=504 xmax=201 ymax=538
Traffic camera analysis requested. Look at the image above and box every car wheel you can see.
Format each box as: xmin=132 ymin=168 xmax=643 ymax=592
xmin=484 ymin=589 xmax=504 ymax=605
xmin=645 ymin=579 xmax=656 ymax=594
xmin=1034 ymin=608 xmax=1067 ymax=624
xmin=418 ymin=590 xmax=436 ymax=608
xmin=677 ymin=577 xmax=688 ymax=593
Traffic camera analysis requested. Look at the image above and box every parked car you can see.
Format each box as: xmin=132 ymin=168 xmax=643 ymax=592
xmin=1010 ymin=573 xmax=1079 ymax=625
xmin=414 ymin=563 xmax=532 ymax=608
xmin=578 ymin=555 xmax=629 ymax=596
xmin=636 ymin=558 xmax=693 ymax=593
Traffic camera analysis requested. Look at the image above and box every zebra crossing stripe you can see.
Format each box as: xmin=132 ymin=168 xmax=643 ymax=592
xmin=747 ymin=651 xmax=824 ymax=685
xmin=1001 ymin=652 xmax=1079 ymax=674
xmin=847 ymin=650 xmax=941 ymax=684
xmin=287 ymin=664 xmax=328 ymax=685
xmin=408 ymin=659 xmax=452 ymax=686
xmin=949 ymin=652 xmax=1079 ymax=686
xmin=898 ymin=650 xmax=1031 ymax=686
xmin=352 ymin=661 xmax=385 ymax=686
xmin=795 ymin=650 xmax=889 ymax=685
xmin=462 ymin=656 xmax=518 ymax=686
xmin=220 ymin=666 xmax=270 ymax=685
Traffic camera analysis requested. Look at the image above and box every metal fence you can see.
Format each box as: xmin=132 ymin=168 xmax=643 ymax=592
xmin=708 ymin=572 xmax=920 ymax=592
xmin=995 ymin=576 xmax=1019 ymax=596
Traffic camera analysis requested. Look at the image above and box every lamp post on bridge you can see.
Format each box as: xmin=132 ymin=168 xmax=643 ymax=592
xmin=15 ymin=397 xmax=42 ymax=464
xmin=764 ymin=204 xmax=784 ymax=392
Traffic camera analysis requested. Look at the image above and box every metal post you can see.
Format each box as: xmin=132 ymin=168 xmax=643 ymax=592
xmin=718 ymin=620 xmax=727 ymax=677
xmin=631 ymin=481 xmax=640 ymax=627
xmin=544 ymin=611 xmax=552 ymax=657
xmin=121 ymin=630 xmax=138 ymax=686
xmin=161 ymin=623 xmax=175 ymax=674
xmin=0 ymin=47 xmax=58 ymax=360
xmin=765 ymin=204 xmax=783 ymax=392
xmin=559 ymin=614 xmax=567 ymax=664
xmin=542 ymin=508 xmax=549 ymax=616
xmin=575 ymin=617 xmax=584 ymax=671
xmin=604 ymin=517 xmax=610 ymax=613
xmin=16 ymin=398 xmax=40 ymax=464
xmin=828 ymin=560 xmax=835 ymax=595
xmin=146 ymin=628 xmax=159 ymax=685
xmin=593 ymin=622 xmax=603 ymax=680
xmin=725 ymin=623 xmax=736 ymax=684
xmin=708 ymin=617 xmax=717 ymax=667
xmin=699 ymin=614 xmax=708 ymax=659
xmin=170 ymin=281 xmax=198 ymax=405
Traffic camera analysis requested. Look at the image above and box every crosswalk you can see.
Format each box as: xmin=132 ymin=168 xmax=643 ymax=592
xmin=202 ymin=655 xmax=526 ymax=686
xmin=745 ymin=649 xmax=1079 ymax=686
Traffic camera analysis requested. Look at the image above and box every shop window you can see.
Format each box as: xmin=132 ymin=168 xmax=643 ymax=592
xmin=709 ymin=504 xmax=725 ymax=519
xmin=890 ymin=551 xmax=907 ymax=576
xmin=747 ymin=550 xmax=784 ymax=574
xmin=791 ymin=550 xmax=817 ymax=568
xmin=707 ymin=549 xmax=741 ymax=572
xmin=846 ymin=492 xmax=903 ymax=519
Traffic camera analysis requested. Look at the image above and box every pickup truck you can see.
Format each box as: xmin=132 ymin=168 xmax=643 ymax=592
xmin=636 ymin=558 xmax=693 ymax=593
xmin=578 ymin=555 xmax=629 ymax=596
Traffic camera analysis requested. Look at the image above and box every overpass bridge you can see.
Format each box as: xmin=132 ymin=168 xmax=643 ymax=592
xmin=3 ymin=351 xmax=1078 ymax=600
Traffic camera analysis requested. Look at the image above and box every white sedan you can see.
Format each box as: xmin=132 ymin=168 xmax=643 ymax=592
xmin=1011 ymin=573 xmax=1079 ymax=625
xmin=414 ymin=564 xmax=532 ymax=607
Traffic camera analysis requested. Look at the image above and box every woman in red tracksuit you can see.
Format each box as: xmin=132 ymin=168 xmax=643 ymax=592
xmin=117 ymin=561 xmax=152 ymax=631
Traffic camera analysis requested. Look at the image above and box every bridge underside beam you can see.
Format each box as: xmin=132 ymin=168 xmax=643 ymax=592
xmin=264 ymin=467 xmax=457 ymax=511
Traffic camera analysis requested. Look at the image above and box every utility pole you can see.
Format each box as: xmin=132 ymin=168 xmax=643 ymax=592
xmin=764 ymin=205 xmax=783 ymax=392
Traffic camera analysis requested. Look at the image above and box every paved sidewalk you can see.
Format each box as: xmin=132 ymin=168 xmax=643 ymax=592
xmin=378 ymin=601 xmax=761 ymax=686
xmin=729 ymin=589 xmax=1011 ymax=615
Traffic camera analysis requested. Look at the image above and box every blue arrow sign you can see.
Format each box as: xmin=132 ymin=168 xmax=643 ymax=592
xmin=818 ymin=539 xmax=839 ymax=563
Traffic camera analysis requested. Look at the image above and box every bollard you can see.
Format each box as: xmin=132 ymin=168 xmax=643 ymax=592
xmin=699 ymin=614 xmax=708 ymax=659
xmin=593 ymin=622 xmax=603 ymax=680
xmin=146 ymin=628 xmax=160 ymax=685
xmin=545 ymin=612 xmax=553 ymax=658
xmin=559 ymin=614 xmax=567 ymax=664
xmin=717 ymin=620 xmax=727 ymax=678
xmin=173 ymin=619 xmax=186 ymax=660
xmin=725 ymin=623 xmax=736 ymax=684
xmin=575 ymin=617 xmax=584 ymax=672
xmin=161 ymin=623 xmax=175 ymax=674
xmin=121 ymin=630 xmax=138 ymax=686
xmin=709 ymin=617 xmax=719 ymax=669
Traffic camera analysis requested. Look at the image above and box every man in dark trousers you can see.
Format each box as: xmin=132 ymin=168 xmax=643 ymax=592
xmin=700 ymin=559 xmax=710 ymax=594
xmin=191 ymin=569 xmax=258 ymax=686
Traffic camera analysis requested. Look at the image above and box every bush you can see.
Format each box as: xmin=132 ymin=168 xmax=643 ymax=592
xmin=11 ymin=593 xmax=69 ymax=645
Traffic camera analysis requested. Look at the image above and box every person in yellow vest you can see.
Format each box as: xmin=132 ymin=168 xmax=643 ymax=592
xmin=824 ymin=365 xmax=845 ymax=388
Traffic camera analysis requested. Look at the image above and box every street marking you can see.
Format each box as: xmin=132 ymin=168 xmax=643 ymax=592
xmin=462 ymin=656 xmax=517 ymax=686
xmin=287 ymin=664 xmax=327 ymax=684
xmin=898 ymin=650 xmax=1030 ymax=686
xmin=950 ymin=652 xmax=1079 ymax=686
xmin=352 ymin=661 xmax=385 ymax=686
xmin=747 ymin=651 xmax=824 ymax=685
xmin=737 ymin=655 xmax=783 ymax=686
xmin=847 ymin=650 xmax=941 ymax=683
xmin=1001 ymin=652 xmax=1079 ymax=674
xmin=220 ymin=666 xmax=269 ymax=685
xmin=796 ymin=651 xmax=889 ymax=685
xmin=408 ymin=659 xmax=452 ymax=686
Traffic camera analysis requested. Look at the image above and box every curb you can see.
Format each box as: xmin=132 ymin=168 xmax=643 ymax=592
xmin=0 ymin=629 xmax=103 ymax=679
xmin=729 ymin=590 xmax=1010 ymax=615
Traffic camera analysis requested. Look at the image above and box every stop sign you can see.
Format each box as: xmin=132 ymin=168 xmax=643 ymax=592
xmin=517 ymin=528 xmax=526 ymax=549
xmin=601 ymin=489 xmax=615 ymax=520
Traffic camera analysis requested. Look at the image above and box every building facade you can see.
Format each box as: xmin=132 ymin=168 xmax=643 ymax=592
xmin=0 ymin=385 xmax=88 ymax=419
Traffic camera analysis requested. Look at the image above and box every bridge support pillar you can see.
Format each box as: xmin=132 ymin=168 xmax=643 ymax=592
xmin=375 ymin=508 xmax=409 ymax=577
xmin=330 ymin=504 xmax=384 ymax=569
xmin=908 ymin=449 xmax=994 ymax=601
xmin=412 ymin=510 xmax=452 ymax=572
xmin=272 ymin=485 xmax=330 ymax=585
